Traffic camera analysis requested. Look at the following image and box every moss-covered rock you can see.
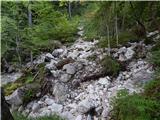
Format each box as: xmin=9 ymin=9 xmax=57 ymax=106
xmin=3 ymin=82 xmax=23 ymax=96
xmin=4 ymin=63 xmax=46 ymax=104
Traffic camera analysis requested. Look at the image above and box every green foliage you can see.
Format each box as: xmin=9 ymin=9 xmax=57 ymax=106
xmin=101 ymin=56 xmax=120 ymax=76
xmin=151 ymin=48 xmax=160 ymax=68
xmin=25 ymin=75 xmax=34 ymax=84
xmin=13 ymin=112 xmax=63 ymax=120
xmin=23 ymin=1 xmax=79 ymax=48
xmin=3 ymin=82 xmax=22 ymax=96
xmin=112 ymin=93 xmax=160 ymax=120
xmin=23 ymin=89 xmax=35 ymax=104
xmin=144 ymin=79 xmax=160 ymax=100
xmin=112 ymin=79 xmax=160 ymax=120
xmin=1 ymin=1 xmax=79 ymax=67
xmin=85 ymin=1 xmax=160 ymax=45
xmin=117 ymin=89 xmax=129 ymax=98
xmin=98 ymin=31 xmax=138 ymax=48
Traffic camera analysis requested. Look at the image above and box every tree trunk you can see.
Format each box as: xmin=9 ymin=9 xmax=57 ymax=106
xmin=30 ymin=51 xmax=33 ymax=66
xmin=28 ymin=1 xmax=32 ymax=27
xmin=107 ymin=24 xmax=110 ymax=56
xmin=28 ymin=1 xmax=33 ymax=65
xmin=16 ymin=35 xmax=22 ymax=67
xmin=1 ymin=88 xmax=14 ymax=120
xmin=121 ymin=13 xmax=125 ymax=31
xmin=115 ymin=14 xmax=119 ymax=46
xmin=68 ymin=1 xmax=72 ymax=19
xmin=114 ymin=2 xmax=119 ymax=46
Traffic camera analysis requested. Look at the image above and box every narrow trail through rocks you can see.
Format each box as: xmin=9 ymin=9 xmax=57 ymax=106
xmin=5 ymin=27 xmax=156 ymax=120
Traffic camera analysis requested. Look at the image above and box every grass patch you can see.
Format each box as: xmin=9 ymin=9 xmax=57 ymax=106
xmin=112 ymin=93 xmax=160 ymax=120
xmin=13 ymin=112 xmax=64 ymax=120
xmin=144 ymin=79 xmax=160 ymax=100
xmin=111 ymin=79 xmax=160 ymax=120
xmin=3 ymin=82 xmax=22 ymax=96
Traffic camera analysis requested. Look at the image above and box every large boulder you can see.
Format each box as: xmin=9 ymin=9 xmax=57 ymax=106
xmin=68 ymin=50 xmax=80 ymax=59
xmin=1 ymin=72 xmax=22 ymax=85
xmin=45 ymin=59 xmax=57 ymax=70
xmin=132 ymin=70 xmax=153 ymax=83
xmin=44 ymin=97 xmax=55 ymax=106
xmin=98 ymin=77 xmax=110 ymax=85
xmin=32 ymin=103 xmax=40 ymax=113
xmin=6 ymin=83 xmax=41 ymax=107
xmin=47 ymin=103 xmax=63 ymax=113
xmin=60 ymin=111 xmax=75 ymax=120
xmin=52 ymin=48 xmax=64 ymax=58
xmin=125 ymin=47 xmax=135 ymax=60
xmin=56 ymin=57 xmax=74 ymax=69
xmin=77 ymin=98 xmax=96 ymax=114
xmin=1 ymin=88 xmax=14 ymax=120
xmin=147 ymin=30 xmax=159 ymax=38
xmin=60 ymin=73 xmax=71 ymax=82
xmin=116 ymin=47 xmax=135 ymax=62
xmin=5 ymin=88 xmax=24 ymax=106
xmin=53 ymin=82 xmax=69 ymax=103
xmin=75 ymin=115 xmax=83 ymax=120
xmin=45 ymin=53 xmax=54 ymax=62
xmin=63 ymin=63 xmax=76 ymax=75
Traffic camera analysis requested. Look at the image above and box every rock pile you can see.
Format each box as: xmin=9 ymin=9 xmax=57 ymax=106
xmin=5 ymin=28 xmax=157 ymax=120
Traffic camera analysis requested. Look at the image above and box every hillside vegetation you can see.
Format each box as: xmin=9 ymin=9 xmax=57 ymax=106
xmin=1 ymin=1 xmax=160 ymax=120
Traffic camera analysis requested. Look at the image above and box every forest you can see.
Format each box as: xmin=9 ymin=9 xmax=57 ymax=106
xmin=1 ymin=1 xmax=160 ymax=120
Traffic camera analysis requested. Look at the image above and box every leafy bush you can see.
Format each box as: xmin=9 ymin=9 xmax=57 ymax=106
xmin=101 ymin=56 xmax=120 ymax=76
xmin=13 ymin=112 xmax=63 ymax=120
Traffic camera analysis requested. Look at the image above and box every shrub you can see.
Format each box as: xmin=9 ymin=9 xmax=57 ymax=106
xmin=112 ymin=92 xmax=160 ymax=120
xmin=23 ymin=89 xmax=35 ymax=104
xmin=144 ymin=79 xmax=160 ymax=100
xmin=151 ymin=50 xmax=160 ymax=68
xmin=151 ymin=40 xmax=160 ymax=52
xmin=111 ymin=79 xmax=160 ymax=120
xmin=101 ymin=56 xmax=120 ymax=76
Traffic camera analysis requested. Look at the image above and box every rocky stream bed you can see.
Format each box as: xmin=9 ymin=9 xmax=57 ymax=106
xmin=2 ymin=27 xmax=159 ymax=120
